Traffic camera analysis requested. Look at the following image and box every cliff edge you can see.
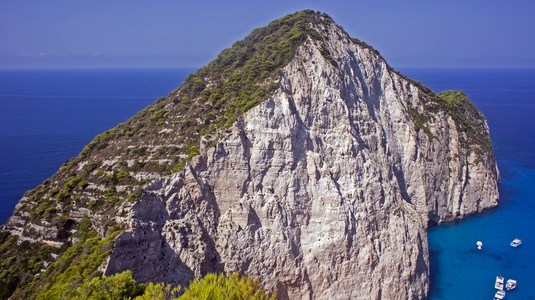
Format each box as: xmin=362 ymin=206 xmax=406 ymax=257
xmin=1 ymin=10 xmax=498 ymax=299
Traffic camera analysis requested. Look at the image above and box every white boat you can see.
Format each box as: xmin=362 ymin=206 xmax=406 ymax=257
xmin=495 ymin=276 xmax=504 ymax=290
xmin=506 ymin=279 xmax=517 ymax=291
xmin=510 ymin=238 xmax=522 ymax=247
xmin=477 ymin=241 xmax=483 ymax=250
xmin=494 ymin=290 xmax=506 ymax=300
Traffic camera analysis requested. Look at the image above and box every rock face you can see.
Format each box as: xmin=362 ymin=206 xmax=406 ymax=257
xmin=105 ymin=16 xmax=499 ymax=299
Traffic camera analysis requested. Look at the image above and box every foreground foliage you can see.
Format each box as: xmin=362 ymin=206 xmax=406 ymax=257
xmin=28 ymin=270 xmax=273 ymax=300
xmin=180 ymin=273 xmax=275 ymax=300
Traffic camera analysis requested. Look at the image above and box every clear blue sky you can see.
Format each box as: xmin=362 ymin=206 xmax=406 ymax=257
xmin=1 ymin=0 xmax=534 ymax=69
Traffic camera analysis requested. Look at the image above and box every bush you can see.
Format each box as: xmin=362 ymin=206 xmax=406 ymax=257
xmin=78 ymin=181 xmax=89 ymax=189
xmin=150 ymin=109 xmax=168 ymax=121
xmin=74 ymin=270 xmax=144 ymax=299
xmin=64 ymin=177 xmax=82 ymax=193
xmin=180 ymin=272 xmax=275 ymax=300
xmin=56 ymin=191 xmax=70 ymax=203
xmin=135 ymin=282 xmax=181 ymax=300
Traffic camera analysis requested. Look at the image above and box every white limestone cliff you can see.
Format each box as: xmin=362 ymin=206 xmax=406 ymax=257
xmin=105 ymin=20 xmax=499 ymax=299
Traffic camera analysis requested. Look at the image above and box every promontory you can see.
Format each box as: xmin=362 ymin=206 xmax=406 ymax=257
xmin=0 ymin=10 xmax=499 ymax=299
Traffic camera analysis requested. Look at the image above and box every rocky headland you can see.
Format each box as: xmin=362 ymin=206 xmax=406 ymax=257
xmin=0 ymin=10 xmax=498 ymax=299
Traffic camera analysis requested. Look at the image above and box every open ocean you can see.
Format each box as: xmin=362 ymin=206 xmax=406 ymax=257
xmin=0 ymin=68 xmax=193 ymax=221
xmin=1 ymin=68 xmax=534 ymax=298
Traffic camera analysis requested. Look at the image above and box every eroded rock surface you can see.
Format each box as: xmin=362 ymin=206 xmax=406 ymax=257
xmin=106 ymin=18 xmax=499 ymax=299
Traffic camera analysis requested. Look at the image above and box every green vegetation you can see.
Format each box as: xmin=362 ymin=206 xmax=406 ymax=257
xmin=150 ymin=109 xmax=168 ymax=122
xmin=64 ymin=176 xmax=82 ymax=193
xmin=0 ymin=234 xmax=55 ymax=299
xmin=67 ymin=270 xmax=144 ymax=300
xmin=351 ymin=30 xmax=489 ymax=152
xmin=12 ymin=219 xmax=121 ymax=299
xmin=2 ymin=214 xmax=271 ymax=299
xmin=319 ymin=46 xmax=338 ymax=67
xmin=20 ymin=266 xmax=272 ymax=300
xmin=407 ymin=106 xmax=433 ymax=139
xmin=436 ymin=90 xmax=492 ymax=156
xmin=134 ymin=282 xmax=181 ymax=300
xmin=180 ymin=272 xmax=275 ymax=300
xmin=66 ymin=271 xmax=274 ymax=300
xmin=405 ymin=89 xmax=492 ymax=160
xmin=170 ymin=9 xmax=332 ymax=133
xmin=128 ymin=188 xmax=143 ymax=202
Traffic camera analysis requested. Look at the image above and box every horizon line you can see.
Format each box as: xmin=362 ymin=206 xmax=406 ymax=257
xmin=1 ymin=66 xmax=535 ymax=71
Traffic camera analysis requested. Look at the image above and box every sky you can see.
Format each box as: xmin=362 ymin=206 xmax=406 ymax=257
xmin=1 ymin=0 xmax=534 ymax=69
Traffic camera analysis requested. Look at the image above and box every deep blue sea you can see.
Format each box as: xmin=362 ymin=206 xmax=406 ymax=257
xmin=1 ymin=68 xmax=534 ymax=298
xmin=0 ymin=68 xmax=194 ymax=221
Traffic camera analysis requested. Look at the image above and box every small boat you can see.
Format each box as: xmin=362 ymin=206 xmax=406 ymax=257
xmin=506 ymin=279 xmax=517 ymax=291
xmin=495 ymin=276 xmax=504 ymax=290
xmin=494 ymin=290 xmax=506 ymax=300
xmin=476 ymin=241 xmax=483 ymax=250
xmin=510 ymin=238 xmax=522 ymax=247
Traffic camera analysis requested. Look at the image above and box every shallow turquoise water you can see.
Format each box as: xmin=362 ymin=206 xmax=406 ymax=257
xmin=426 ymin=161 xmax=535 ymax=299
xmin=402 ymin=68 xmax=535 ymax=299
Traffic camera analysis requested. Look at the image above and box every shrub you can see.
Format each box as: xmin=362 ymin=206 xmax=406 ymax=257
xmin=78 ymin=181 xmax=89 ymax=189
xmin=49 ymin=188 xmax=59 ymax=197
xmin=150 ymin=109 xmax=168 ymax=121
xmin=74 ymin=270 xmax=144 ymax=299
xmin=56 ymin=191 xmax=70 ymax=203
xmin=180 ymin=272 xmax=275 ymax=300
xmin=64 ymin=177 xmax=82 ymax=193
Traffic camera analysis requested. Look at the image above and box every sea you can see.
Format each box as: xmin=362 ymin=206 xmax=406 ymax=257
xmin=0 ymin=67 xmax=534 ymax=298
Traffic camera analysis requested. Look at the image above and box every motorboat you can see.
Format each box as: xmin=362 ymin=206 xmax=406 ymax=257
xmin=495 ymin=276 xmax=504 ymax=290
xmin=506 ymin=279 xmax=516 ymax=291
xmin=510 ymin=238 xmax=522 ymax=247
xmin=494 ymin=290 xmax=506 ymax=300
xmin=476 ymin=241 xmax=483 ymax=250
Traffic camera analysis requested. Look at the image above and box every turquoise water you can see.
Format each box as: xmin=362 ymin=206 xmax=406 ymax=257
xmin=1 ymin=68 xmax=534 ymax=298
xmin=402 ymin=68 xmax=535 ymax=299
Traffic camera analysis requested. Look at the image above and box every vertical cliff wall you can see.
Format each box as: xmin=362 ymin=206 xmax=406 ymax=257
xmin=105 ymin=16 xmax=499 ymax=299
